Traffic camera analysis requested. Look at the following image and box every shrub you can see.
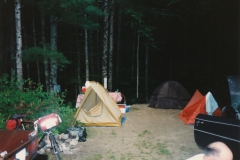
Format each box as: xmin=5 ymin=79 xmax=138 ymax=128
xmin=0 ymin=74 xmax=76 ymax=133
xmin=57 ymin=105 xmax=76 ymax=133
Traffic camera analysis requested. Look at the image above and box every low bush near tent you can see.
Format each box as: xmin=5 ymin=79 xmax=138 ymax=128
xmin=0 ymin=74 xmax=75 ymax=133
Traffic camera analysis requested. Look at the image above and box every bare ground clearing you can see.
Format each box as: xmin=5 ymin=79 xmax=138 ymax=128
xmin=58 ymin=104 xmax=202 ymax=160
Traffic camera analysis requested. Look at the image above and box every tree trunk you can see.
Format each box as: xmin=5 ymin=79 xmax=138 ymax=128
xmin=41 ymin=11 xmax=50 ymax=91
xmin=89 ymin=31 xmax=94 ymax=79
xmin=145 ymin=40 xmax=149 ymax=103
xmin=95 ymin=4 xmax=101 ymax=82
xmin=169 ymin=51 xmax=172 ymax=79
xmin=136 ymin=17 xmax=141 ymax=98
xmin=32 ymin=0 xmax=40 ymax=84
xmin=102 ymin=0 xmax=108 ymax=89
xmin=108 ymin=0 xmax=114 ymax=91
xmin=50 ymin=15 xmax=58 ymax=91
xmin=97 ymin=28 xmax=101 ymax=82
xmin=131 ymin=33 xmax=136 ymax=81
xmin=115 ymin=6 xmax=121 ymax=89
xmin=77 ymin=40 xmax=82 ymax=94
xmin=10 ymin=8 xmax=16 ymax=76
xmin=84 ymin=14 xmax=89 ymax=82
xmin=0 ymin=1 xmax=3 ymax=76
xmin=239 ymin=0 xmax=240 ymax=67
xmin=75 ymin=27 xmax=81 ymax=94
xmin=23 ymin=25 xmax=30 ymax=78
xmin=15 ymin=0 xmax=23 ymax=84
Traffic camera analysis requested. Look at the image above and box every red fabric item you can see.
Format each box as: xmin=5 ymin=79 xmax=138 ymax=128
xmin=6 ymin=119 xmax=17 ymax=130
xmin=179 ymin=90 xmax=206 ymax=124
xmin=212 ymin=107 xmax=222 ymax=116
xmin=179 ymin=90 xmax=221 ymax=125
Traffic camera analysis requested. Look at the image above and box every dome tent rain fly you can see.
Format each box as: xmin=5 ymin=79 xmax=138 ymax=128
xmin=149 ymin=80 xmax=190 ymax=109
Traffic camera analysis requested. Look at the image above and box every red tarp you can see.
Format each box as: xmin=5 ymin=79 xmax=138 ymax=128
xmin=179 ymin=90 xmax=222 ymax=124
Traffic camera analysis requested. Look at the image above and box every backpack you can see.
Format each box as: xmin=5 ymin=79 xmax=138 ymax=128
xmin=66 ymin=126 xmax=87 ymax=142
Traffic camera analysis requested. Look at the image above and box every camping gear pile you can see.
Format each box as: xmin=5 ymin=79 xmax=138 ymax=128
xmin=38 ymin=126 xmax=87 ymax=155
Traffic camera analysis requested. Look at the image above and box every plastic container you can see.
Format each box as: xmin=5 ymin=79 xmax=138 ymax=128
xmin=126 ymin=105 xmax=130 ymax=112
xmin=118 ymin=104 xmax=126 ymax=113
xmin=38 ymin=113 xmax=61 ymax=131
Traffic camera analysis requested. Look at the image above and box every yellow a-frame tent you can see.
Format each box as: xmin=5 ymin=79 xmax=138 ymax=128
xmin=73 ymin=81 xmax=122 ymax=126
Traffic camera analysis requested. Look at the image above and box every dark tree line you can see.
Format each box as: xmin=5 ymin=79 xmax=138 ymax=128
xmin=0 ymin=0 xmax=239 ymax=105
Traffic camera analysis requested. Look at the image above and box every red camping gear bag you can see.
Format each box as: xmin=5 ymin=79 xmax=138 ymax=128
xmin=6 ymin=119 xmax=21 ymax=130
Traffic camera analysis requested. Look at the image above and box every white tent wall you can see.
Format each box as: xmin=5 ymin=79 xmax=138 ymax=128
xmin=206 ymin=92 xmax=218 ymax=115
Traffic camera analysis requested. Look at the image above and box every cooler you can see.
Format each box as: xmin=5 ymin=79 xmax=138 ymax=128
xmin=38 ymin=113 xmax=61 ymax=131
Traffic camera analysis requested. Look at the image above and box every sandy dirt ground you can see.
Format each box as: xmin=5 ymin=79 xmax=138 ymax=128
xmin=60 ymin=104 xmax=203 ymax=160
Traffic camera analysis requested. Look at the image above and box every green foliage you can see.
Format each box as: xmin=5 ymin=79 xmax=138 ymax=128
xmin=23 ymin=46 xmax=71 ymax=70
xmin=0 ymin=74 xmax=75 ymax=133
xmin=85 ymin=5 xmax=104 ymax=16
xmin=156 ymin=143 xmax=171 ymax=155
xmin=37 ymin=0 xmax=104 ymax=30
xmin=167 ymin=0 xmax=182 ymax=6
xmin=60 ymin=0 xmax=95 ymax=8
xmin=0 ymin=113 xmax=5 ymax=129
xmin=125 ymin=9 xmax=142 ymax=20
xmin=74 ymin=120 xmax=86 ymax=127
xmin=57 ymin=105 xmax=76 ymax=133
xmin=124 ymin=9 xmax=156 ymax=48
xmin=138 ymin=130 xmax=150 ymax=137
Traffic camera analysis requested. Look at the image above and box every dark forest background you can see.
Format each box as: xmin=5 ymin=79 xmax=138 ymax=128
xmin=0 ymin=0 xmax=239 ymax=107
